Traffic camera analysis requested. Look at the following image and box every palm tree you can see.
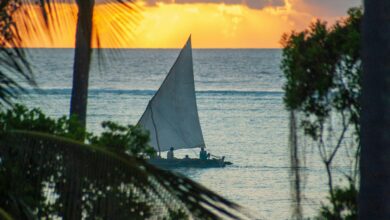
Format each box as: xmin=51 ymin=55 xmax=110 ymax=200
xmin=359 ymin=0 xmax=390 ymax=219
xmin=38 ymin=0 xmax=137 ymax=128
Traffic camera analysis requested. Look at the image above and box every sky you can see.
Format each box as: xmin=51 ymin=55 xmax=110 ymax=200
xmin=15 ymin=0 xmax=362 ymax=48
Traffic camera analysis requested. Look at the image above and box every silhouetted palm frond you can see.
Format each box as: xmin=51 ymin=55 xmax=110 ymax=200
xmin=0 ymin=130 xmax=251 ymax=219
xmin=0 ymin=208 xmax=13 ymax=220
xmin=21 ymin=0 xmax=141 ymax=125
xmin=21 ymin=0 xmax=140 ymax=49
xmin=0 ymin=0 xmax=35 ymax=106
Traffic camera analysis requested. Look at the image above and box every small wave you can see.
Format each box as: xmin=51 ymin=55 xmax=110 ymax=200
xmin=225 ymin=165 xmax=312 ymax=170
xmin=26 ymin=88 xmax=283 ymax=96
xmin=198 ymin=90 xmax=282 ymax=96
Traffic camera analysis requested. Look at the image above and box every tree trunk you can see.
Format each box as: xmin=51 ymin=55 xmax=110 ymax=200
xmin=70 ymin=0 xmax=95 ymax=128
xmin=359 ymin=1 xmax=390 ymax=219
xmin=66 ymin=1 xmax=94 ymax=218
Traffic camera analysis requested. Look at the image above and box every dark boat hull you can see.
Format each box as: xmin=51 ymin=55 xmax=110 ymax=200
xmin=147 ymin=158 xmax=230 ymax=169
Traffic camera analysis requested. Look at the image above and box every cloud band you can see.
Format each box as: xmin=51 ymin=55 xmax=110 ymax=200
xmin=143 ymin=0 xmax=286 ymax=10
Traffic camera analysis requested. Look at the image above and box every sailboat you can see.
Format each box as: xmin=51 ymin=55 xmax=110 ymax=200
xmin=138 ymin=36 xmax=231 ymax=169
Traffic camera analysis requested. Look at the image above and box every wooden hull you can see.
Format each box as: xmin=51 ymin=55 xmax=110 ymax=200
xmin=147 ymin=158 xmax=230 ymax=169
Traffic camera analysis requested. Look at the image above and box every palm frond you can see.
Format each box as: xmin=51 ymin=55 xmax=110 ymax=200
xmin=0 ymin=0 xmax=36 ymax=107
xmin=17 ymin=0 xmax=140 ymax=48
xmin=0 ymin=208 xmax=14 ymax=220
xmin=11 ymin=0 xmax=141 ymax=76
xmin=0 ymin=130 xmax=251 ymax=219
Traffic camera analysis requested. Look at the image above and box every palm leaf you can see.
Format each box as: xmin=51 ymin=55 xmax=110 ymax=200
xmin=20 ymin=0 xmax=142 ymax=125
xmin=0 ymin=208 xmax=14 ymax=220
xmin=0 ymin=130 xmax=251 ymax=219
xmin=20 ymin=0 xmax=140 ymax=49
xmin=0 ymin=0 xmax=36 ymax=107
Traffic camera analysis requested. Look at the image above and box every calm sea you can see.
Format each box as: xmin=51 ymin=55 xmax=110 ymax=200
xmin=20 ymin=48 xmax=349 ymax=219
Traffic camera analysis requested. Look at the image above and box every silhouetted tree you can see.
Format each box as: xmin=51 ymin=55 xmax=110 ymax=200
xmin=36 ymin=0 xmax=138 ymax=128
xmin=281 ymin=8 xmax=362 ymax=219
xmin=359 ymin=1 xmax=390 ymax=219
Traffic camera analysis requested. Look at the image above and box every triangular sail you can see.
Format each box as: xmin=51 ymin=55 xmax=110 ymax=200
xmin=138 ymin=37 xmax=205 ymax=152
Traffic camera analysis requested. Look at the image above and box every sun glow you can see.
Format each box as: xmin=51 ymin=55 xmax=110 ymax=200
xmin=132 ymin=3 xmax=295 ymax=48
xmin=13 ymin=1 xmax=357 ymax=48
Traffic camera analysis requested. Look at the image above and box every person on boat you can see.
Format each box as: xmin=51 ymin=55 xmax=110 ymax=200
xmin=199 ymin=147 xmax=208 ymax=160
xmin=184 ymin=155 xmax=190 ymax=160
xmin=167 ymin=147 xmax=175 ymax=160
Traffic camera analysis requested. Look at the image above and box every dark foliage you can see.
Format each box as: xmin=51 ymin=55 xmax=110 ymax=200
xmin=319 ymin=182 xmax=358 ymax=220
xmin=0 ymin=104 xmax=87 ymax=140
xmin=281 ymin=8 xmax=362 ymax=140
xmin=0 ymin=105 xmax=248 ymax=219
xmin=0 ymin=104 xmax=156 ymax=157
xmin=0 ymin=130 xmax=246 ymax=219
xmin=88 ymin=121 xmax=156 ymax=158
xmin=281 ymin=7 xmax=362 ymax=219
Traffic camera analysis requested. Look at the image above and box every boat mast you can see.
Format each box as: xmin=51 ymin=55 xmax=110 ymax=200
xmin=149 ymin=103 xmax=161 ymax=157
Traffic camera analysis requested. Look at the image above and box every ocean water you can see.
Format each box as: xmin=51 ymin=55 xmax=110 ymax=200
xmin=20 ymin=49 xmax=349 ymax=219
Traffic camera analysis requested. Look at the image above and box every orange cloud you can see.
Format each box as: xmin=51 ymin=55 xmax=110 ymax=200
xmin=291 ymin=0 xmax=361 ymax=17
xmin=142 ymin=0 xmax=285 ymax=10
xmin=12 ymin=0 xmax=361 ymax=48
xmin=131 ymin=3 xmax=298 ymax=48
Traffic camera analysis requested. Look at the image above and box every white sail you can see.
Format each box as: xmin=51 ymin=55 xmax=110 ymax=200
xmin=138 ymin=36 xmax=205 ymax=152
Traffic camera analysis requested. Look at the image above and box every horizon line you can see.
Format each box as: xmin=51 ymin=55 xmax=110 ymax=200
xmin=16 ymin=47 xmax=282 ymax=50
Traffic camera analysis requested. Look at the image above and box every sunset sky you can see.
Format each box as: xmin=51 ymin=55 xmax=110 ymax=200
xmin=16 ymin=0 xmax=361 ymax=48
